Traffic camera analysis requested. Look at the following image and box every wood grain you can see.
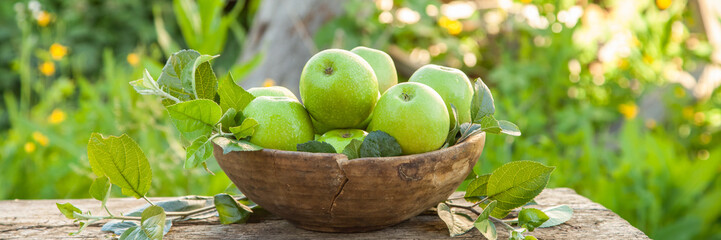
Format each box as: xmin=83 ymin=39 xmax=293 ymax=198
xmin=0 ymin=188 xmax=649 ymax=239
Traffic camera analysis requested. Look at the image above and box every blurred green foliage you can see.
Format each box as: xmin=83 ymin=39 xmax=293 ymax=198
xmin=319 ymin=0 xmax=720 ymax=239
xmin=0 ymin=0 xmax=259 ymax=199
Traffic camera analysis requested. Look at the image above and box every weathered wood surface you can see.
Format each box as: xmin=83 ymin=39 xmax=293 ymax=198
xmin=0 ymin=188 xmax=649 ymax=239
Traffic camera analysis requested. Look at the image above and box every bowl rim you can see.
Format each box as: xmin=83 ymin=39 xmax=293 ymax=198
xmin=219 ymin=132 xmax=486 ymax=162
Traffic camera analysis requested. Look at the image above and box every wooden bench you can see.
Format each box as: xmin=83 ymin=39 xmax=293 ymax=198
xmin=0 ymin=188 xmax=649 ymax=239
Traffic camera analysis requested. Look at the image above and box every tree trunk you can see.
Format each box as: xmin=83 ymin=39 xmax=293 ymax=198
xmin=238 ymin=0 xmax=346 ymax=97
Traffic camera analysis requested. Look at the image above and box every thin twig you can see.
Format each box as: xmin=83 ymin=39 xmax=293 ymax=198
xmin=142 ymin=196 xmax=155 ymax=206
xmin=446 ymin=203 xmax=480 ymax=215
xmin=490 ymin=216 xmax=516 ymax=230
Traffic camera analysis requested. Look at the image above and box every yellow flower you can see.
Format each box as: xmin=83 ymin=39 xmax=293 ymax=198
xmin=36 ymin=11 xmax=51 ymax=27
xmin=24 ymin=142 xmax=36 ymax=153
xmin=263 ymin=78 xmax=276 ymax=87
xmin=521 ymin=0 xmax=532 ymax=3
xmin=39 ymin=61 xmax=55 ymax=76
xmin=656 ymin=0 xmax=672 ymax=10
xmin=32 ymin=132 xmax=49 ymax=147
xmin=618 ymin=103 xmax=638 ymax=120
xmin=438 ymin=16 xmax=462 ymax=35
xmin=643 ymin=54 xmax=654 ymax=64
xmin=48 ymin=109 xmax=67 ymax=124
xmin=127 ymin=53 xmax=140 ymax=67
xmin=50 ymin=43 xmax=68 ymax=60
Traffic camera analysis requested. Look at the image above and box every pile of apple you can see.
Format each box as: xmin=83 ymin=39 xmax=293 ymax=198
xmin=244 ymin=47 xmax=473 ymax=155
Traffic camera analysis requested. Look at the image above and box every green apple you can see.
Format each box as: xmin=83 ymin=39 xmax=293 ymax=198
xmin=247 ymin=86 xmax=299 ymax=101
xmin=409 ymin=64 xmax=473 ymax=125
xmin=317 ymin=129 xmax=368 ymax=153
xmin=300 ymin=49 xmax=379 ymax=129
xmin=242 ymin=96 xmax=314 ymax=151
xmin=351 ymin=46 xmax=398 ymax=93
xmin=368 ymin=82 xmax=449 ymax=154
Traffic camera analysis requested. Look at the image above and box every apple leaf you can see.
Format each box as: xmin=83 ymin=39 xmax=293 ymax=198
xmin=471 ymin=78 xmax=495 ymax=123
xmin=479 ymin=115 xmax=501 ymax=134
xmin=56 ymin=203 xmax=82 ymax=219
xmin=474 ymin=200 xmax=498 ymax=240
xmin=130 ymin=69 xmax=171 ymax=100
xmin=297 ymin=140 xmax=337 ymax=153
xmin=342 ymin=139 xmax=363 ymax=160
xmin=518 ymin=208 xmax=549 ymax=232
xmin=185 ymin=135 xmax=214 ymax=169
xmin=457 ymin=123 xmax=483 ymax=143
xmin=212 ymin=136 xmax=262 ymax=154
xmin=437 ymin=202 xmax=475 ymax=237
xmin=166 ymin=99 xmax=223 ymax=141
xmin=214 ymin=193 xmax=253 ymax=224
xmin=141 ymin=206 xmax=166 ymax=240
xmin=465 ymin=173 xmax=490 ymax=202
xmin=229 ymin=118 xmax=258 ymax=140
xmin=486 ymin=161 xmax=554 ymax=218
xmin=218 ymin=108 xmax=242 ymax=132
xmin=189 ymin=56 xmax=219 ymax=100
xmin=157 ymin=50 xmax=215 ymax=105
xmin=359 ymin=131 xmax=402 ymax=158
xmin=89 ymin=176 xmax=112 ymax=209
xmin=538 ymin=205 xmax=573 ymax=228
xmin=445 ymin=104 xmax=461 ymax=147
xmin=218 ymin=73 xmax=255 ymax=113
xmin=87 ymin=133 xmax=152 ymax=199
xmin=498 ymin=120 xmax=522 ymax=136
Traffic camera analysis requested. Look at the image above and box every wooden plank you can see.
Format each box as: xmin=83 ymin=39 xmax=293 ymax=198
xmin=0 ymin=188 xmax=649 ymax=239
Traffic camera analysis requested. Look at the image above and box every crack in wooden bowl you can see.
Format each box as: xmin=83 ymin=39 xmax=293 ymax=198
xmin=213 ymin=132 xmax=485 ymax=233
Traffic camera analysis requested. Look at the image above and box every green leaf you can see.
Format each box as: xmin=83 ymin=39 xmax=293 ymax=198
xmin=479 ymin=115 xmax=501 ymax=134
xmin=214 ymin=193 xmax=253 ymax=224
xmin=89 ymin=176 xmax=111 ymax=208
xmin=457 ymin=123 xmax=483 ymax=143
xmin=437 ymin=203 xmax=474 ymax=237
xmin=445 ymin=104 xmax=461 ymax=146
xmin=218 ymin=73 xmax=255 ymax=112
xmin=341 ymin=139 xmax=363 ymax=160
xmin=465 ymin=174 xmax=490 ymax=200
xmin=87 ymin=133 xmax=152 ymax=199
xmin=129 ymin=69 xmax=163 ymax=97
xmin=471 ymin=78 xmax=495 ymax=123
xmin=190 ymin=57 xmax=219 ymax=100
xmin=359 ymin=131 xmax=402 ymax=158
xmin=141 ymin=206 xmax=166 ymax=240
xmin=103 ymin=196 xmax=210 ymax=235
xmin=56 ymin=203 xmax=81 ymax=219
xmin=229 ymin=118 xmax=258 ymax=140
xmin=474 ymin=200 xmax=498 ymax=240
xmin=185 ymin=135 xmax=214 ymax=169
xmin=157 ymin=50 xmax=202 ymax=104
xmin=297 ymin=140 xmax=337 ymax=153
xmin=539 ymin=205 xmax=573 ymax=228
xmin=119 ymin=226 xmax=145 ymax=240
xmin=518 ymin=208 xmax=549 ymax=231
xmin=486 ymin=161 xmax=555 ymax=218
xmin=525 ymin=236 xmax=538 ymax=240
xmin=510 ymin=229 xmax=526 ymax=240
xmin=218 ymin=108 xmax=242 ymax=132
xmin=166 ymin=99 xmax=223 ymax=141
xmin=212 ymin=136 xmax=263 ymax=153
xmin=498 ymin=120 xmax=522 ymax=136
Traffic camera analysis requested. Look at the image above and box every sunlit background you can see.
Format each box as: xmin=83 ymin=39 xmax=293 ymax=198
xmin=1 ymin=0 xmax=720 ymax=239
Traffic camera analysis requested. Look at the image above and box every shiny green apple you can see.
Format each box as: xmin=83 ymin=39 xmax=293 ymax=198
xmin=351 ymin=46 xmax=398 ymax=93
xmin=242 ymin=96 xmax=314 ymax=151
xmin=409 ymin=64 xmax=473 ymax=125
xmin=317 ymin=129 xmax=368 ymax=153
xmin=368 ymin=82 xmax=449 ymax=154
xmin=300 ymin=49 xmax=379 ymax=129
xmin=247 ymin=86 xmax=299 ymax=101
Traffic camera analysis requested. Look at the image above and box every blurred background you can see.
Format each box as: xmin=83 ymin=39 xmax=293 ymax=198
xmin=1 ymin=0 xmax=720 ymax=239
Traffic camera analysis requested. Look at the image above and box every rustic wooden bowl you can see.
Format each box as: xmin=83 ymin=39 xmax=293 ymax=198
xmin=213 ymin=132 xmax=485 ymax=233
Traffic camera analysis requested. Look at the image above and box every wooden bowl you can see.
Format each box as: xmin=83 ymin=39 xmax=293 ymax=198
xmin=213 ymin=132 xmax=485 ymax=233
